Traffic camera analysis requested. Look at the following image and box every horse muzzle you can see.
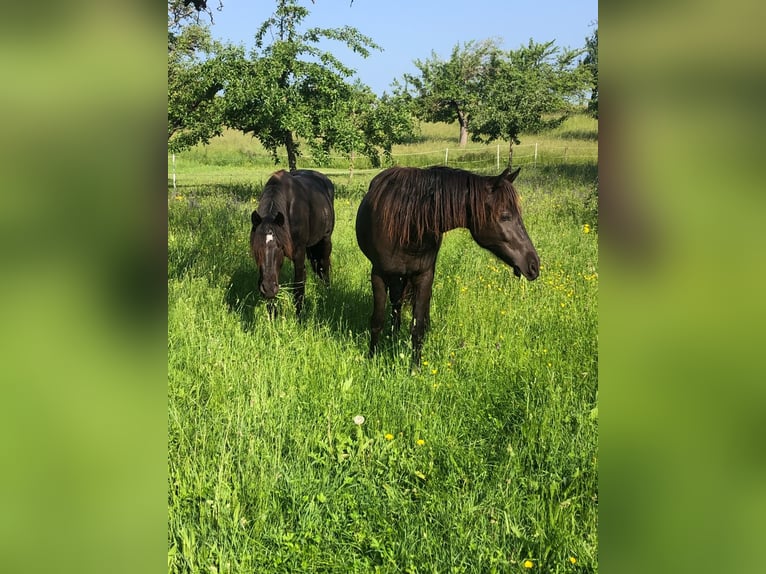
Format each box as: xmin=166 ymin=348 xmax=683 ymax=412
xmin=524 ymin=253 xmax=540 ymax=280
xmin=259 ymin=281 xmax=279 ymax=299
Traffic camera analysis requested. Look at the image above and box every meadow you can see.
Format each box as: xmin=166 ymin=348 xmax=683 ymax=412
xmin=168 ymin=115 xmax=598 ymax=573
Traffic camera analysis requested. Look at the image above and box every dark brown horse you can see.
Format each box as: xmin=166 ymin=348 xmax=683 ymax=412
xmin=355 ymin=166 xmax=539 ymax=367
xmin=250 ymin=169 xmax=335 ymax=315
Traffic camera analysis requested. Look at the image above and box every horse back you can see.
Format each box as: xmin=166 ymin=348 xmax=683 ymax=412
xmin=287 ymin=170 xmax=335 ymax=247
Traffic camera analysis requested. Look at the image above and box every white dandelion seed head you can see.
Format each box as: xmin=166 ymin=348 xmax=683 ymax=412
xmin=353 ymin=415 xmax=365 ymax=425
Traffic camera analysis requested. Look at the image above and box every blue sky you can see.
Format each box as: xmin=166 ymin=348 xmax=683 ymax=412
xmin=208 ymin=0 xmax=598 ymax=95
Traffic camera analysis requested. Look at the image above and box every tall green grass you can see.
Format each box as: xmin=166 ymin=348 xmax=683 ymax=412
xmin=168 ymin=119 xmax=598 ymax=573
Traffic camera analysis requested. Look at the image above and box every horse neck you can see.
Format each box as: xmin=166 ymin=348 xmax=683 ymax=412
xmin=461 ymin=184 xmax=493 ymax=236
xmin=409 ymin=183 xmax=472 ymax=242
xmin=440 ymin=187 xmax=473 ymax=234
xmin=260 ymin=189 xmax=287 ymax=216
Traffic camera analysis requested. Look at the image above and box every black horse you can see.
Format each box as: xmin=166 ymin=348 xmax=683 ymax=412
xmin=250 ymin=169 xmax=335 ymax=315
xmin=355 ymin=166 xmax=540 ymax=367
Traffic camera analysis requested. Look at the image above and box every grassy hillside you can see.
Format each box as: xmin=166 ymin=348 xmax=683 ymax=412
xmin=169 ymin=115 xmax=597 ymax=180
xmin=168 ymin=116 xmax=598 ymax=572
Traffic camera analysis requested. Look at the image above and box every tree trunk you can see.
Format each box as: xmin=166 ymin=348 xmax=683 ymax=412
xmin=285 ymin=130 xmax=298 ymax=171
xmin=507 ymin=139 xmax=514 ymax=169
xmin=456 ymin=109 xmax=468 ymax=147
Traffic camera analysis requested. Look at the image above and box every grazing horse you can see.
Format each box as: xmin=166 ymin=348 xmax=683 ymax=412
xmin=355 ymin=166 xmax=539 ymax=367
xmin=250 ymin=169 xmax=335 ymax=315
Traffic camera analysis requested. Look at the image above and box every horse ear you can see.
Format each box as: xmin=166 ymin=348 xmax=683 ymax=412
xmin=494 ymin=167 xmax=521 ymax=189
xmin=251 ymin=211 xmax=262 ymax=226
xmin=504 ymin=166 xmax=521 ymax=183
xmin=274 ymin=212 xmax=285 ymax=226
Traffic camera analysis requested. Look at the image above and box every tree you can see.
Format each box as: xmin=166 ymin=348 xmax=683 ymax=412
xmin=471 ymin=40 xmax=590 ymax=167
xmin=223 ymin=0 xmax=380 ymax=170
xmin=583 ymin=26 xmax=598 ymax=118
xmin=313 ymin=83 xmax=415 ymax=169
xmin=168 ymin=0 xmax=236 ymax=152
xmin=168 ymin=0 xmax=222 ymax=33
xmin=168 ymin=22 xmax=227 ymax=152
xmin=176 ymin=0 xmax=320 ymax=13
xmin=402 ymin=39 xmax=500 ymax=147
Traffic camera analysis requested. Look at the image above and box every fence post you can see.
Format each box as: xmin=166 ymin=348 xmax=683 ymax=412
xmin=172 ymin=153 xmax=176 ymax=190
xmin=534 ymin=143 xmax=538 ymax=168
xmin=445 ymin=148 xmax=449 ymax=165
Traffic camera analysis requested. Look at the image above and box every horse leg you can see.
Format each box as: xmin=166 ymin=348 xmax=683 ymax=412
xmin=409 ymin=270 xmax=435 ymax=369
xmin=292 ymin=248 xmax=307 ymax=316
xmin=308 ymin=247 xmax=320 ymax=277
xmin=388 ymin=276 xmax=406 ymax=334
xmin=310 ymin=237 xmax=332 ymax=285
xmin=369 ymin=271 xmax=387 ymax=357
xmin=423 ymin=265 xmax=435 ymax=331
xmin=320 ymin=237 xmax=332 ymax=285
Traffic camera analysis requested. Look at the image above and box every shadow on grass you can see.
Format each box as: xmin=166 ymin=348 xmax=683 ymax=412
xmin=310 ymin=277 xmax=372 ymax=344
xmin=224 ymin=263 xmax=372 ymax=341
xmin=224 ymin=261 xmax=305 ymax=330
xmin=224 ymin=266 xmax=260 ymax=331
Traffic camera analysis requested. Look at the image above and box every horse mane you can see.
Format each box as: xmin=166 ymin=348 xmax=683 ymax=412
xmin=368 ymin=166 xmax=521 ymax=246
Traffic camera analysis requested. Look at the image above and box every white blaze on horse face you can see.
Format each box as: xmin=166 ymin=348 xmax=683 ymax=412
xmin=266 ymin=232 xmax=274 ymax=244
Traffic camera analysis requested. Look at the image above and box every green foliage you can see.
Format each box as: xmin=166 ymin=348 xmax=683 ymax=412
xmin=222 ymin=0 xmax=415 ymax=170
xmin=401 ymin=38 xmax=591 ymax=156
xmin=583 ymin=27 xmax=598 ymax=119
xmin=168 ymin=122 xmax=598 ymax=572
xmin=168 ymin=0 xmax=233 ymax=153
xmin=167 ymin=24 xmax=233 ymax=153
xmin=168 ymin=0 xmax=416 ymax=162
xmin=328 ymin=86 xmax=417 ymax=168
xmin=471 ymin=40 xmax=590 ymax=166
xmin=400 ymin=39 xmax=501 ymax=145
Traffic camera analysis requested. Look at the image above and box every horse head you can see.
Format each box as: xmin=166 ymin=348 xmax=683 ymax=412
xmin=469 ymin=167 xmax=540 ymax=281
xmin=250 ymin=210 xmax=288 ymax=299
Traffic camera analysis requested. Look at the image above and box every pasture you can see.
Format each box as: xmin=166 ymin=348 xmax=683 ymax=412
xmin=168 ymin=116 xmax=598 ymax=573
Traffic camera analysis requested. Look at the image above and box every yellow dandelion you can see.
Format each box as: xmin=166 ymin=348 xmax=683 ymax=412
xmin=384 ymin=433 xmax=394 ymax=441
xmin=583 ymin=224 xmax=591 ymax=234
xmin=523 ymin=560 xmax=534 ymax=569
xmin=569 ymin=556 xmax=577 ymax=564
xmin=431 ymin=368 xmax=438 ymax=375
xmin=416 ymin=439 xmax=425 ymax=446
xmin=422 ymin=360 xmax=429 ymax=366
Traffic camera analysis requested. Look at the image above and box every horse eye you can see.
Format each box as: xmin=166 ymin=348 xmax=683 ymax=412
xmin=500 ymin=212 xmax=513 ymax=222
